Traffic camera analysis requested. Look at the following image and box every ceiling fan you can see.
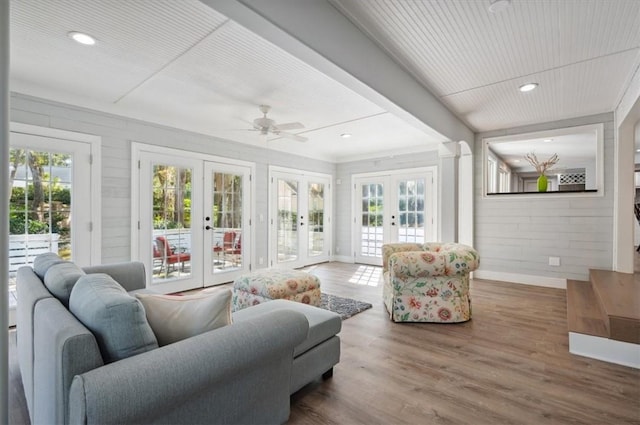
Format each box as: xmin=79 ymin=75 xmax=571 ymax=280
xmin=251 ymin=105 xmax=308 ymax=142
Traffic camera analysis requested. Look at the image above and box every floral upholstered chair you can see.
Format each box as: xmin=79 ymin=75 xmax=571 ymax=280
xmin=382 ymin=242 xmax=480 ymax=323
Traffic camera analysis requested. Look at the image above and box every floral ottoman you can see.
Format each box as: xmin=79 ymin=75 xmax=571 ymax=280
xmin=233 ymin=268 xmax=322 ymax=311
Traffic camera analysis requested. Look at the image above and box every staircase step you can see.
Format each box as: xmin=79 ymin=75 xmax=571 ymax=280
xmin=566 ymin=279 xmax=608 ymax=338
xmin=589 ymin=269 xmax=640 ymax=344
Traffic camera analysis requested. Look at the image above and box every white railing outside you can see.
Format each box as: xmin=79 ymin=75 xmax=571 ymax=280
xmin=9 ymin=233 xmax=60 ymax=275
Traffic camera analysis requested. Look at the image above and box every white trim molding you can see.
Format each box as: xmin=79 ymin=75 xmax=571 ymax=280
xmin=474 ymin=270 xmax=567 ymax=289
xmin=569 ymin=332 xmax=640 ymax=369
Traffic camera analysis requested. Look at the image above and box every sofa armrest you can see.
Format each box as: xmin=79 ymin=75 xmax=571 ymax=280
xmin=69 ymin=309 xmax=309 ymax=425
xmin=82 ymin=262 xmax=146 ymax=292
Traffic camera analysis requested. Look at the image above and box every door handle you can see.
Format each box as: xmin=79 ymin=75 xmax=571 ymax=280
xmin=205 ymin=225 xmax=212 ymax=230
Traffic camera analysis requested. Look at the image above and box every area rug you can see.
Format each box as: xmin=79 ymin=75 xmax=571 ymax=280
xmin=319 ymin=293 xmax=373 ymax=320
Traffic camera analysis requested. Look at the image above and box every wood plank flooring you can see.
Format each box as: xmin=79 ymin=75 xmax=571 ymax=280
xmin=289 ymin=263 xmax=640 ymax=425
xmin=8 ymin=262 xmax=640 ymax=424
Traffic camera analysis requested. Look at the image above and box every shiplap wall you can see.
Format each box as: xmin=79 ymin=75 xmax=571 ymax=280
xmin=334 ymin=150 xmax=440 ymax=260
xmin=474 ymin=113 xmax=615 ymax=282
xmin=10 ymin=93 xmax=335 ymax=266
xmin=11 ymin=93 xmax=617 ymax=283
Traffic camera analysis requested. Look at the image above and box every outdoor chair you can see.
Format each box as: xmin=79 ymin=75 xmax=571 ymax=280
xmin=155 ymin=235 xmax=191 ymax=275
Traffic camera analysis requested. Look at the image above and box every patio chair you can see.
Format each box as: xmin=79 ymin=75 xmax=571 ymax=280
xmin=226 ymin=233 xmax=242 ymax=266
xmin=155 ymin=235 xmax=191 ymax=275
xmin=213 ymin=231 xmax=236 ymax=266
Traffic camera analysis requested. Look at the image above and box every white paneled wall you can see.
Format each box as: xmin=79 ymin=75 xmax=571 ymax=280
xmin=10 ymin=93 xmax=618 ymax=284
xmin=474 ymin=113 xmax=615 ymax=282
xmin=10 ymin=93 xmax=334 ymax=266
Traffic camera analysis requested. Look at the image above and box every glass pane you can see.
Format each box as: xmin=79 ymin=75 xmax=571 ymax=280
xmin=277 ymin=179 xmax=298 ymax=263
xmin=308 ymin=182 xmax=324 ymax=257
xmin=397 ymin=178 xmax=425 ymax=244
xmin=211 ymin=171 xmax=243 ymax=273
xmin=152 ymin=164 xmax=192 ymax=281
xmin=9 ymin=149 xmax=72 ymax=275
xmin=360 ymin=182 xmax=384 ymax=258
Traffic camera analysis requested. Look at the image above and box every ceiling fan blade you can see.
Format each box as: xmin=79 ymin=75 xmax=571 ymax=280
xmin=274 ymin=122 xmax=304 ymax=131
xmin=279 ymin=132 xmax=308 ymax=142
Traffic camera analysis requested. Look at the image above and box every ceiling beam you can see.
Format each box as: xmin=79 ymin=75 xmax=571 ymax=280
xmin=201 ymin=0 xmax=474 ymax=145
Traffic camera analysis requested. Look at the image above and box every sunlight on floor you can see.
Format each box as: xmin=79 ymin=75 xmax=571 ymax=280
xmin=348 ymin=265 xmax=382 ymax=286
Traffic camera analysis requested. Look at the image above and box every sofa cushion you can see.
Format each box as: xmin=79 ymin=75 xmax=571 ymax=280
xmin=136 ymin=288 xmax=233 ymax=346
xmin=233 ymin=299 xmax=341 ymax=357
xmin=33 ymin=252 xmax=66 ymax=280
xmin=69 ymin=273 xmax=158 ymax=363
xmin=43 ymin=262 xmax=86 ymax=307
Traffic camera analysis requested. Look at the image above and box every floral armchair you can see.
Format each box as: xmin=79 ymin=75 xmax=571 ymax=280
xmin=382 ymin=242 xmax=480 ymax=323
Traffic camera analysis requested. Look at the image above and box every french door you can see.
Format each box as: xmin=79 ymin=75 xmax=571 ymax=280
xmin=8 ymin=126 xmax=100 ymax=326
xmin=269 ymin=167 xmax=331 ymax=269
xmin=135 ymin=146 xmax=252 ymax=293
xmin=353 ymin=168 xmax=436 ymax=265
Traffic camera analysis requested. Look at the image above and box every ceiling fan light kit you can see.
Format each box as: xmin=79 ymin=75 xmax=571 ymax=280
xmin=251 ymin=105 xmax=308 ymax=142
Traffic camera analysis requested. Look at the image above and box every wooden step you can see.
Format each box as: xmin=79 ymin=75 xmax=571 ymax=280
xmin=566 ymin=279 xmax=608 ymax=338
xmin=590 ymin=269 xmax=640 ymax=344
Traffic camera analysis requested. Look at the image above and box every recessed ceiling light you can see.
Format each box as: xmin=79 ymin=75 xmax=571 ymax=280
xmin=512 ymin=159 xmax=521 ymax=163
xmin=543 ymin=139 xmax=553 ymax=143
xmin=488 ymin=0 xmax=512 ymax=13
xmin=519 ymin=83 xmax=538 ymax=92
xmin=340 ymin=133 xmax=352 ymax=138
xmin=68 ymin=31 xmax=96 ymax=46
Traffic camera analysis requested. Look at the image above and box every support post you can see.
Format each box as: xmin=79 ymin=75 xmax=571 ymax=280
xmin=0 ymin=0 xmax=10 ymax=423
xmin=438 ymin=141 xmax=460 ymax=243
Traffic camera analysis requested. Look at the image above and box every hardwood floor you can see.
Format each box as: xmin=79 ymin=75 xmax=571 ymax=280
xmin=289 ymin=263 xmax=640 ymax=425
xmin=8 ymin=262 xmax=640 ymax=424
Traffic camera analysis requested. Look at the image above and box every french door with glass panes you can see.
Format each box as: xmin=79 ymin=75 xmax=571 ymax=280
xmin=136 ymin=147 xmax=252 ymax=293
xmin=353 ymin=168 xmax=436 ymax=265
xmin=8 ymin=128 xmax=99 ymax=326
xmin=269 ymin=167 xmax=331 ymax=269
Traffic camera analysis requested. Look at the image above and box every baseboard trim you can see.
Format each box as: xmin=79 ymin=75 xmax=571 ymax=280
xmin=474 ymin=270 xmax=566 ymax=289
xmin=569 ymin=332 xmax=640 ymax=369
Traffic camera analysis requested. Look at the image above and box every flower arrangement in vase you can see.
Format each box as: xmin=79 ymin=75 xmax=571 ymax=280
xmin=524 ymin=152 xmax=559 ymax=192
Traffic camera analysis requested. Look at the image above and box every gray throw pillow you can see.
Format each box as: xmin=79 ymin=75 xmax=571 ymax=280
xmin=43 ymin=262 xmax=86 ymax=307
xmin=33 ymin=252 xmax=66 ymax=280
xmin=69 ymin=273 xmax=159 ymax=363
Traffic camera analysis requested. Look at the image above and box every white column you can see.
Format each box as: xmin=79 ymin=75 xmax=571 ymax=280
xmin=438 ymin=141 xmax=460 ymax=243
xmin=1 ymin=0 xmax=10 ymax=423
xmin=614 ymin=99 xmax=639 ymax=273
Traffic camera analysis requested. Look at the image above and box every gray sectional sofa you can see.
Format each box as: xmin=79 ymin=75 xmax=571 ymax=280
xmin=17 ymin=253 xmax=341 ymax=424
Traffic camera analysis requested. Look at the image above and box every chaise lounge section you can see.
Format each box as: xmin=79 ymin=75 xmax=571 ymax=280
xmin=17 ymin=253 xmax=341 ymax=424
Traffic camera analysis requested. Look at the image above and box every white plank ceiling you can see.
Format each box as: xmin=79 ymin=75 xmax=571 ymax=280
xmin=9 ymin=0 xmax=640 ymax=161
xmin=331 ymin=0 xmax=640 ymax=132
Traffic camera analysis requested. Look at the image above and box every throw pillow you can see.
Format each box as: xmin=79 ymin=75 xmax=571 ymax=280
xmin=69 ymin=273 xmax=158 ymax=363
xmin=43 ymin=262 xmax=86 ymax=307
xmin=136 ymin=288 xmax=233 ymax=346
xmin=33 ymin=252 xmax=66 ymax=280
